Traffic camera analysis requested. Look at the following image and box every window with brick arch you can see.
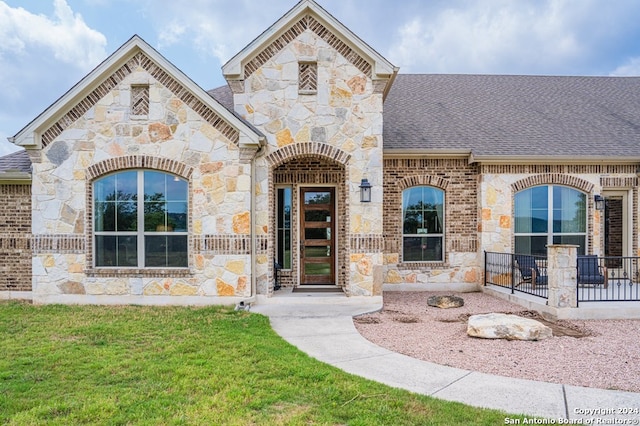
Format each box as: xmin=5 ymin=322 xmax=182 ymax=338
xmin=402 ymin=186 xmax=444 ymax=262
xmin=93 ymin=170 xmax=188 ymax=268
xmin=514 ymin=185 xmax=586 ymax=256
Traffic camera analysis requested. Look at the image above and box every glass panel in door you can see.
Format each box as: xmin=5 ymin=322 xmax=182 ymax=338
xmin=300 ymin=188 xmax=335 ymax=285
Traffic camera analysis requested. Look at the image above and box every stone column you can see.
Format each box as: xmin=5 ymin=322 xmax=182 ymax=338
xmin=547 ymin=244 xmax=578 ymax=309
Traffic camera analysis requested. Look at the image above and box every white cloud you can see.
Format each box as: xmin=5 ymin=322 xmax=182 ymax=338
xmin=0 ymin=0 xmax=107 ymax=69
xmin=0 ymin=137 xmax=21 ymax=157
xmin=387 ymin=0 xmax=589 ymax=75
xmin=151 ymin=0 xmax=293 ymax=63
xmin=0 ymin=0 xmax=108 ymax=141
xmin=386 ymin=0 xmax=640 ymax=76
xmin=609 ymin=57 xmax=640 ymax=76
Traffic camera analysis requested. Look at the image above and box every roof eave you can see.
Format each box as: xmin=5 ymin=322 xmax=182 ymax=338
xmin=383 ymin=149 xmax=471 ymax=159
xmin=383 ymin=149 xmax=640 ymax=166
xmin=13 ymin=35 xmax=264 ymax=149
xmin=469 ymin=154 xmax=640 ymax=165
xmin=382 ymin=67 xmax=400 ymax=102
xmin=11 ymin=35 xmax=146 ymax=149
xmin=0 ymin=172 xmax=32 ymax=184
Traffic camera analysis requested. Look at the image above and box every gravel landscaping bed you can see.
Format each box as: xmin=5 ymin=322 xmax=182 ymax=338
xmin=353 ymin=291 xmax=640 ymax=393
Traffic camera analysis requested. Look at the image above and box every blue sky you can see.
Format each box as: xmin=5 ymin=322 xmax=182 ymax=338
xmin=2 ymin=0 xmax=640 ymax=157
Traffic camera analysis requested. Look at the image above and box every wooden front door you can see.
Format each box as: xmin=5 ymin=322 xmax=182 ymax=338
xmin=300 ymin=187 xmax=335 ymax=285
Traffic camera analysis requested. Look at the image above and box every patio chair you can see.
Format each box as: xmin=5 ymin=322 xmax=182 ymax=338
xmin=514 ymin=254 xmax=548 ymax=288
xmin=577 ymin=255 xmax=608 ymax=289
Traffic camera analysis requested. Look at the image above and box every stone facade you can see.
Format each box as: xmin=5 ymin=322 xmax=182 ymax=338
xmin=4 ymin=1 xmax=640 ymax=304
xmin=228 ymin=21 xmax=389 ymax=296
xmin=28 ymin=50 xmax=258 ymax=303
xmin=0 ymin=184 xmax=31 ymax=291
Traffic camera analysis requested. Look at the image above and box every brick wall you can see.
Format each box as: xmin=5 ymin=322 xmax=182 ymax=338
xmin=0 ymin=184 xmax=32 ymax=291
xmin=383 ymin=158 xmax=478 ymax=263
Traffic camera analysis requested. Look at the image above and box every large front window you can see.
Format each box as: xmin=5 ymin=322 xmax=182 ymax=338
xmin=94 ymin=170 xmax=188 ymax=268
xmin=402 ymin=186 xmax=444 ymax=262
xmin=514 ymin=185 xmax=586 ymax=256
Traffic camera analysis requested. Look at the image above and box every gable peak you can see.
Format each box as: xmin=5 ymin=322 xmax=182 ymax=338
xmin=223 ymin=1 xmax=396 ymax=85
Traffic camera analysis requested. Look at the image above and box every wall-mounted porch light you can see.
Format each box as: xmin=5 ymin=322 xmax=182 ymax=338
xmin=359 ymin=178 xmax=372 ymax=203
xmin=594 ymin=194 xmax=605 ymax=211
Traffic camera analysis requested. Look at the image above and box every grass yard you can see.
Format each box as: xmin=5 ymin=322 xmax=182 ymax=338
xmin=0 ymin=301 xmax=523 ymax=425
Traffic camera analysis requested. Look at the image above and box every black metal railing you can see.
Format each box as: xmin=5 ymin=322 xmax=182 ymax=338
xmin=485 ymin=251 xmax=640 ymax=303
xmin=484 ymin=251 xmax=548 ymax=300
xmin=577 ymin=256 xmax=640 ymax=303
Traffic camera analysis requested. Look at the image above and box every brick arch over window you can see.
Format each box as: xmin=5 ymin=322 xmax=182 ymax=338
xmin=86 ymin=155 xmax=194 ymax=181
xmin=398 ymin=175 xmax=449 ymax=191
xmin=511 ymin=174 xmax=593 ymax=193
xmin=265 ymin=143 xmax=351 ymax=169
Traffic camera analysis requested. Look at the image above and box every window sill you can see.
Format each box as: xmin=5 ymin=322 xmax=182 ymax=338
xmin=86 ymin=268 xmax=193 ymax=278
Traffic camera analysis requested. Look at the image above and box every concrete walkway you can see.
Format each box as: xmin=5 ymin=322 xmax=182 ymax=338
xmin=252 ymin=292 xmax=640 ymax=422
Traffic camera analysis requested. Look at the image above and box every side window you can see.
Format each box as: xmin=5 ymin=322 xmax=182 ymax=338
xmin=514 ymin=185 xmax=586 ymax=255
xmin=94 ymin=170 xmax=188 ymax=268
xmin=402 ymin=186 xmax=444 ymax=262
xmin=276 ymin=187 xmax=292 ymax=269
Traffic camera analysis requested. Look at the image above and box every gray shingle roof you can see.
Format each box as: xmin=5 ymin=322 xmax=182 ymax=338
xmin=383 ymin=74 xmax=640 ymax=159
xmin=208 ymin=86 xmax=234 ymax=111
xmin=0 ymin=149 xmax=31 ymax=174
xmin=207 ymin=86 xmax=266 ymax=139
xmin=210 ymin=74 xmax=640 ymax=160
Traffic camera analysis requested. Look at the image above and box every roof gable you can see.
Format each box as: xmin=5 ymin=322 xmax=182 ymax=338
xmin=223 ymin=0 xmax=397 ymax=92
xmin=11 ymin=35 xmax=263 ymax=150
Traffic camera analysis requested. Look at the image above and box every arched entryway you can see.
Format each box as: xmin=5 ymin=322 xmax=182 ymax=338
xmin=271 ymin=156 xmax=347 ymax=289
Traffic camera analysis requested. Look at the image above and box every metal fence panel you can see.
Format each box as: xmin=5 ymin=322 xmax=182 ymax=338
xmin=578 ymin=256 xmax=640 ymax=302
xmin=484 ymin=251 xmax=548 ymax=300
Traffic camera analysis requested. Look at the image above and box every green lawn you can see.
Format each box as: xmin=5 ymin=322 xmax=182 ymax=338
xmin=0 ymin=301 xmax=524 ymax=425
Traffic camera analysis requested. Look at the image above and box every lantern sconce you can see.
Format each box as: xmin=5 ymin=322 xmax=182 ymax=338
xmin=594 ymin=194 xmax=605 ymax=211
xmin=359 ymin=178 xmax=372 ymax=203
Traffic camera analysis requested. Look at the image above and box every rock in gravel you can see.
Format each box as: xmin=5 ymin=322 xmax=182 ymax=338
xmin=427 ymin=295 xmax=464 ymax=309
xmin=467 ymin=313 xmax=553 ymax=341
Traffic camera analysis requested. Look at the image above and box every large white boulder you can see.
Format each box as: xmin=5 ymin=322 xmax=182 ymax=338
xmin=467 ymin=313 xmax=553 ymax=341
